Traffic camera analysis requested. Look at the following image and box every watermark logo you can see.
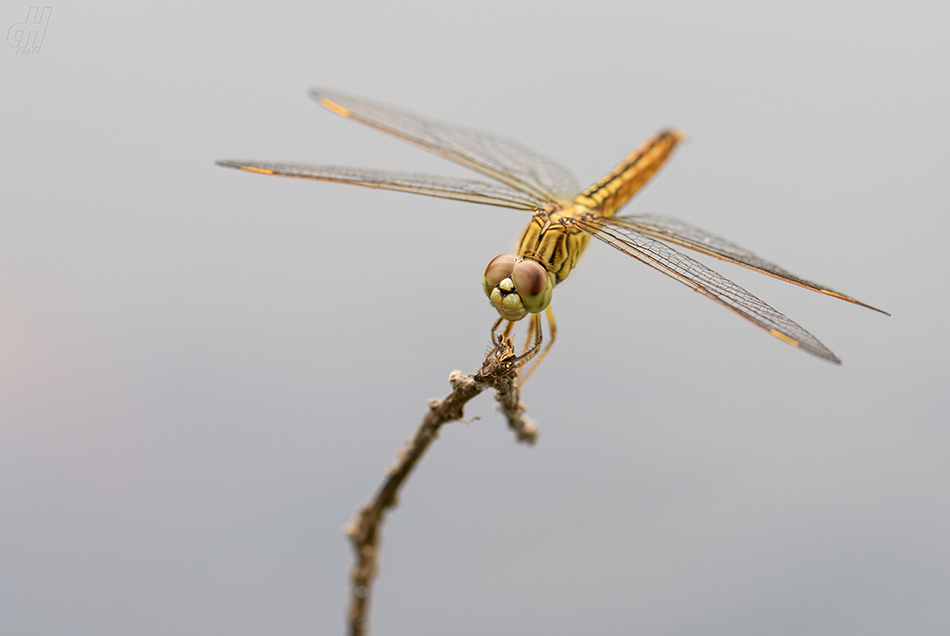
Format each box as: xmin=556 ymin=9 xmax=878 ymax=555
xmin=7 ymin=6 xmax=52 ymax=55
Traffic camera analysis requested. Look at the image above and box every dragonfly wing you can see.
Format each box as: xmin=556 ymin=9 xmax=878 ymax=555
xmin=311 ymin=88 xmax=579 ymax=204
xmin=613 ymin=214 xmax=887 ymax=314
xmin=575 ymin=217 xmax=841 ymax=363
xmin=216 ymin=161 xmax=543 ymax=210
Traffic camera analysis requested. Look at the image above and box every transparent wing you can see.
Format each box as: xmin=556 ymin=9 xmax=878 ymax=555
xmin=613 ymin=214 xmax=888 ymax=314
xmin=311 ymin=88 xmax=579 ymax=204
xmin=575 ymin=216 xmax=841 ymax=363
xmin=215 ymin=161 xmax=542 ymax=210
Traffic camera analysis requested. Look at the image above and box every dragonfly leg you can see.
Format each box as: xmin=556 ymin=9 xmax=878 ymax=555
xmin=489 ymin=316 xmax=543 ymax=376
xmin=522 ymin=313 xmax=538 ymax=356
xmin=489 ymin=317 xmax=525 ymax=362
xmin=489 ymin=316 xmax=503 ymax=340
xmin=506 ymin=316 xmax=542 ymax=365
xmin=489 ymin=317 xmax=515 ymax=350
xmin=518 ymin=305 xmax=557 ymax=389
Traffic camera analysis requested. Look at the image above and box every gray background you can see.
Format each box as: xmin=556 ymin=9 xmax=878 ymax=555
xmin=2 ymin=1 xmax=947 ymax=635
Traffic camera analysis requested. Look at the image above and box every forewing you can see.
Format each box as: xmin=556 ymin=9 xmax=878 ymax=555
xmin=575 ymin=217 xmax=841 ymax=363
xmin=614 ymin=214 xmax=887 ymax=314
xmin=215 ymin=161 xmax=542 ymax=210
xmin=311 ymin=88 xmax=579 ymax=204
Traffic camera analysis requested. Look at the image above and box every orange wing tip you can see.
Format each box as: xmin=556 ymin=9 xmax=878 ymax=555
xmin=818 ymin=289 xmax=891 ymax=316
xmin=241 ymin=166 xmax=275 ymax=175
xmin=320 ymin=98 xmax=351 ymax=117
xmin=769 ymin=329 xmax=801 ymax=348
xmin=769 ymin=329 xmax=841 ymax=364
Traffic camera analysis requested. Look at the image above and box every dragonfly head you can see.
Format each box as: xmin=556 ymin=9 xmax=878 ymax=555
xmin=483 ymin=254 xmax=554 ymax=321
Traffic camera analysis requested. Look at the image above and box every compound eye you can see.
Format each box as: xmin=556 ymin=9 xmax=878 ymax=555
xmin=511 ymin=260 xmax=546 ymax=297
xmin=511 ymin=260 xmax=552 ymax=313
xmin=483 ymin=254 xmax=516 ymax=287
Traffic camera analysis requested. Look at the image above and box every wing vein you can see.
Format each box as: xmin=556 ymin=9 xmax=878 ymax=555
xmin=311 ymin=88 xmax=579 ymax=205
xmin=215 ymin=161 xmax=542 ymax=210
xmin=611 ymin=214 xmax=888 ymax=314
xmin=575 ymin=217 xmax=841 ymax=363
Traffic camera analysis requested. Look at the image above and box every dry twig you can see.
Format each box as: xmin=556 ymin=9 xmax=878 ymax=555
xmin=345 ymin=335 xmax=538 ymax=636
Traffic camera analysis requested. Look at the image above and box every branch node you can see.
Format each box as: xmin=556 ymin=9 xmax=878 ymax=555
xmin=448 ymin=369 xmax=466 ymax=387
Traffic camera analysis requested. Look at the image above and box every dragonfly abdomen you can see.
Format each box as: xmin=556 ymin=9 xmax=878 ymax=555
xmin=573 ymin=129 xmax=684 ymax=218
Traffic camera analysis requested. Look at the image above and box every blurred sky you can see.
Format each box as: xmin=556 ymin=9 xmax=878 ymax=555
xmin=1 ymin=1 xmax=947 ymax=635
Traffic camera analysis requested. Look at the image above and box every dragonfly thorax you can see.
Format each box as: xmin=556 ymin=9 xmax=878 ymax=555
xmin=483 ymin=254 xmax=554 ymax=321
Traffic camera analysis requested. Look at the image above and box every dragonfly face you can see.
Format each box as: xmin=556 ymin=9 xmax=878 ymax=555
xmin=218 ymin=88 xmax=886 ymax=367
xmin=483 ymin=254 xmax=554 ymax=321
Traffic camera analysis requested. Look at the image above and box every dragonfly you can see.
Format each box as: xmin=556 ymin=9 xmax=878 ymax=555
xmin=218 ymin=88 xmax=886 ymax=378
